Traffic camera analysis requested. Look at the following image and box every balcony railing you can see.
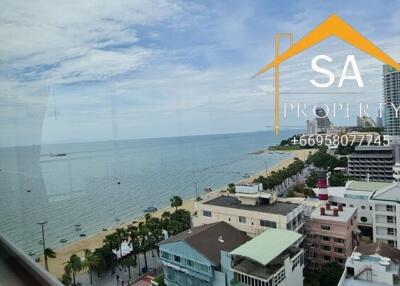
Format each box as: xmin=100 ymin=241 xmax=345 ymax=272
xmin=0 ymin=233 xmax=63 ymax=286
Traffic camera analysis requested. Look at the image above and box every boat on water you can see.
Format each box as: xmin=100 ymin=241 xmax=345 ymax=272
xmin=204 ymin=187 xmax=212 ymax=192
xmin=80 ymin=233 xmax=86 ymax=237
xmin=60 ymin=239 xmax=68 ymax=243
xmin=28 ymin=251 xmax=35 ymax=256
xmin=50 ymin=153 xmax=67 ymax=157
xmin=242 ymin=173 xmax=251 ymax=178
xmin=144 ymin=207 xmax=157 ymax=213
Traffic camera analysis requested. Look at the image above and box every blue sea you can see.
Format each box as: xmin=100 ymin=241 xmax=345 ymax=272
xmin=0 ymin=130 xmax=296 ymax=254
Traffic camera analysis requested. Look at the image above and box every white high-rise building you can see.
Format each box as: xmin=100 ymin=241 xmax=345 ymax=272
xmin=383 ymin=65 xmax=400 ymax=143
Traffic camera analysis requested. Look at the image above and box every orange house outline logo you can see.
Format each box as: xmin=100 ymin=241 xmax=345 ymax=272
xmin=252 ymin=14 xmax=400 ymax=134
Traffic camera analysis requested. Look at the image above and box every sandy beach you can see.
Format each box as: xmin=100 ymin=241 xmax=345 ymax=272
xmin=41 ymin=148 xmax=314 ymax=278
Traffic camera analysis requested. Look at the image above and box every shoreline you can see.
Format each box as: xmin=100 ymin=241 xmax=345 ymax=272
xmin=40 ymin=148 xmax=313 ymax=278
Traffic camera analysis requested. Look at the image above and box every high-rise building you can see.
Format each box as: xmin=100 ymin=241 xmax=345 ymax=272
xmin=383 ymin=65 xmax=400 ymax=143
xmin=357 ymin=116 xmax=376 ymax=128
xmin=347 ymin=145 xmax=395 ymax=182
xmin=306 ymin=107 xmax=332 ymax=134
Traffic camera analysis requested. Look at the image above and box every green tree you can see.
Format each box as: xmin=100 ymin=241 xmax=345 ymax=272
xmin=286 ymin=190 xmax=296 ymax=197
xmin=306 ymin=171 xmax=320 ymax=188
xmin=115 ymin=228 xmax=128 ymax=258
xmin=319 ymin=262 xmax=344 ymax=286
xmin=121 ymin=255 xmax=137 ymax=280
xmin=329 ymin=173 xmax=351 ymax=187
xmin=170 ymin=196 xmax=183 ymax=211
xmin=64 ymin=254 xmax=82 ymax=286
xmin=60 ymin=272 xmax=72 ymax=286
xmin=128 ymin=225 xmax=142 ymax=275
xmin=138 ymin=222 xmax=150 ymax=272
xmin=82 ymin=249 xmax=100 ymax=284
xmin=44 ymin=248 xmax=56 ymax=271
xmin=227 ymin=183 xmax=236 ymax=193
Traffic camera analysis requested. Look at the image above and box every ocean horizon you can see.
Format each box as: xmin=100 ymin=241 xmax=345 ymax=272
xmin=0 ymin=130 xmax=298 ymax=254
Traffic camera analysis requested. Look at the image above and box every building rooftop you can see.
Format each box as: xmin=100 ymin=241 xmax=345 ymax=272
xmin=354 ymin=145 xmax=393 ymax=151
xmin=355 ymin=241 xmax=400 ymax=263
xmin=343 ymin=278 xmax=395 ymax=286
xmin=371 ymin=183 xmax=400 ymax=202
xmin=159 ymin=221 xmax=250 ymax=266
xmin=346 ymin=181 xmax=393 ymax=192
xmin=203 ymin=195 xmax=299 ymax=215
xmin=230 ymin=229 xmax=302 ymax=266
xmin=310 ymin=206 xmax=357 ymax=222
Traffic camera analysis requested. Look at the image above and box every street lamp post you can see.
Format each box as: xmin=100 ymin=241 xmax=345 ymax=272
xmin=38 ymin=220 xmax=48 ymax=271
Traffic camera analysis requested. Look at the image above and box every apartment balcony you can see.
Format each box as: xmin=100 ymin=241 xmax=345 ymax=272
xmin=231 ymin=247 xmax=301 ymax=283
xmin=0 ymin=233 xmax=62 ymax=286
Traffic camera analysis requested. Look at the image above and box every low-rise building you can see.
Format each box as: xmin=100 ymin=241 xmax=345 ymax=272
xmin=193 ymin=192 xmax=305 ymax=237
xmin=305 ymin=203 xmax=358 ymax=269
xmin=370 ymin=183 xmax=400 ymax=248
xmin=339 ymin=241 xmax=400 ymax=286
xmin=319 ymin=180 xmax=394 ymax=239
xmin=158 ymin=221 xmax=250 ymax=286
xmin=227 ymin=229 xmax=304 ymax=286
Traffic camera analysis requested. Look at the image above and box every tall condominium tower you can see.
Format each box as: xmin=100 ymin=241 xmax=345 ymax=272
xmin=383 ymin=65 xmax=400 ymax=142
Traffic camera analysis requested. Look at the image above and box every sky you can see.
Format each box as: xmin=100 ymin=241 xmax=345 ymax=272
xmin=1 ymin=0 xmax=400 ymax=146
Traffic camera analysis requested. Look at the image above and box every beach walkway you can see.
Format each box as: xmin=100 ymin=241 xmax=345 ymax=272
xmin=75 ymin=250 xmax=161 ymax=286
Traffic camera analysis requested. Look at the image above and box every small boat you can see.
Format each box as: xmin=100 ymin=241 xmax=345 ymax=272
xmin=102 ymin=228 xmax=108 ymax=231
xmin=80 ymin=233 xmax=86 ymax=237
xmin=242 ymin=173 xmax=251 ymax=178
xmin=38 ymin=240 xmax=43 ymax=245
xmin=204 ymin=187 xmax=212 ymax=192
xmin=26 ymin=189 xmax=31 ymax=193
xmin=144 ymin=207 xmax=157 ymax=213
xmin=28 ymin=251 xmax=35 ymax=256
xmin=60 ymin=239 xmax=68 ymax=243
xmin=50 ymin=153 xmax=67 ymax=157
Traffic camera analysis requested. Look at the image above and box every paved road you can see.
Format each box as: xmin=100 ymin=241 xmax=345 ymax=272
xmin=75 ymin=250 xmax=161 ymax=286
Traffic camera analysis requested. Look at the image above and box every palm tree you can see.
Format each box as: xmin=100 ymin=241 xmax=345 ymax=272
xmin=129 ymin=226 xmax=141 ymax=275
xmin=115 ymin=228 xmax=127 ymax=259
xmin=61 ymin=264 xmax=72 ymax=286
xmin=103 ymin=233 xmax=119 ymax=267
xmin=43 ymin=248 xmax=56 ymax=271
xmin=82 ymin=249 xmax=100 ymax=284
xmin=121 ymin=255 xmax=137 ymax=280
xmin=170 ymin=196 xmax=182 ymax=211
xmin=65 ymin=254 xmax=82 ymax=286
xmin=138 ymin=222 xmax=150 ymax=271
xmin=146 ymin=217 xmax=163 ymax=257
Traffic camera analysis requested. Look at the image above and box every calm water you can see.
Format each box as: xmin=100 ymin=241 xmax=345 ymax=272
xmin=0 ymin=130 xmax=295 ymax=253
